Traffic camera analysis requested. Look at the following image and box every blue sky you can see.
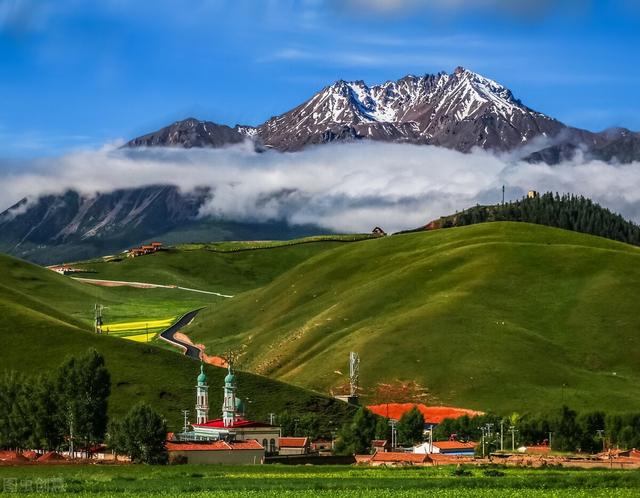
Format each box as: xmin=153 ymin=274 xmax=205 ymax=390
xmin=0 ymin=0 xmax=639 ymax=158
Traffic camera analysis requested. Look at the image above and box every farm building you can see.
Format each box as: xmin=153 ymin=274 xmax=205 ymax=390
xmin=127 ymin=242 xmax=163 ymax=258
xmin=166 ymin=440 xmax=264 ymax=465
xmin=278 ymin=437 xmax=310 ymax=455
xmin=371 ymin=439 xmax=390 ymax=453
xmin=413 ymin=440 xmax=477 ymax=456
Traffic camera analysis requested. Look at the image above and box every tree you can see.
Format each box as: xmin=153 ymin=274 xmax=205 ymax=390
xmin=56 ymin=349 xmax=111 ymax=454
xmin=30 ymin=374 xmax=65 ymax=450
xmin=551 ymin=406 xmax=582 ymax=452
xmin=375 ymin=416 xmax=391 ymax=441
xmin=0 ymin=371 xmax=31 ymax=449
xmin=334 ymin=407 xmax=377 ymax=455
xmin=397 ymin=406 xmax=424 ymax=446
xmin=113 ymin=402 xmax=168 ymax=464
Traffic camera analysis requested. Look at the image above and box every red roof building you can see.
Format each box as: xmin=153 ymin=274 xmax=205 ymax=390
xmin=278 ymin=437 xmax=310 ymax=455
xmin=166 ymin=439 xmax=265 ymax=465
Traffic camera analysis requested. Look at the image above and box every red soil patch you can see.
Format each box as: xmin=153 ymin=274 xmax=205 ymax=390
xmin=37 ymin=451 xmax=66 ymax=462
xmin=368 ymin=403 xmax=483 ymax=424
xmin=0 ymin=451 xmax=29 ymax=463
xmin=22 ymin=450 xmax=39 ymax=460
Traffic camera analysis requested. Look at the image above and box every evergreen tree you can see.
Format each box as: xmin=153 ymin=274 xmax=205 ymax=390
xmin=334 ymin=407 xmax=377 ymax=455
xmin=374 ymin=416 xmax=391 ymax=441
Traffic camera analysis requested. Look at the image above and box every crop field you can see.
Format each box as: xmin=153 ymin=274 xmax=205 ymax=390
xmin=0 ymin=464 xmax=639 ymax=497
xmin=102 ymin=317 xmax=176 ymax=343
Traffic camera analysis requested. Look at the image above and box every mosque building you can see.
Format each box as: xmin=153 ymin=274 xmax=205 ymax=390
xmin=172 ymin=362 xmax=281 ymax=454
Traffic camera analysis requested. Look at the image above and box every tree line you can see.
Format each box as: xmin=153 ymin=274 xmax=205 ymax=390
xmin=0 ymin=349 xmax=167 ymax=463
xmin=439 ymin=192 xmax=640 ymax=247
xmin=332 ymin=406 xmax=425 ymax=455
xmin=434 ymin=406 xmax=640 ymax=454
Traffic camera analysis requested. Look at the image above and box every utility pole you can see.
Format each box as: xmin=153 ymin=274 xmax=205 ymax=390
xmin=269 ymin=413 xmax=276 ymax=426
xmin=549 ymin=431 xmax=553 ymax=450
xmin=502 ymin=185 xmax=505 ymax=205
xmin=510 ymin=425 xmax=517 ymax=451
xmin=479 ymin=426 xmax=486 ymax=458
xmin=500 ymin=420 xmax=504 ymax=451
xmin=389 ymin=419 xmax=397 ymax=450
xmin=181 ymin=409 xmax=190 ymax=435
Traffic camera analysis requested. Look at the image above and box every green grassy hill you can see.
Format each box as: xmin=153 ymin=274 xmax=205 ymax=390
xmin=0 ymin=254 xmax=354 ymax=429
xmin=182 ymin=222 xmax=640 ymax=413
xmin=73 ymin=235 xmax=371 ymax=295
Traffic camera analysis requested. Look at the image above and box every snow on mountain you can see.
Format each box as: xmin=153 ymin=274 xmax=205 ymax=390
xmin=256 ymin=67 xmax=564 ymax=152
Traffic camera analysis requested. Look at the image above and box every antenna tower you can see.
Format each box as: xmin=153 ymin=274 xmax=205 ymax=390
xmin=349 ymin=351 xmax=360 ymax=398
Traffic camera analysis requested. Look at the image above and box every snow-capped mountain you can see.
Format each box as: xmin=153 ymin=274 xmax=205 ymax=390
xmin=125 ymin=67 xmax=640 ymax=162
xmin=257 ymin=67 xmax=564 ymax=151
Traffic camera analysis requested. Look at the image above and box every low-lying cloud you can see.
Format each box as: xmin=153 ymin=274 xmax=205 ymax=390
xmin=1 ymin=141 xmax=640 ymax=233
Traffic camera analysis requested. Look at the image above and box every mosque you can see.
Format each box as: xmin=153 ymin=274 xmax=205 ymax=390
xmin=172 ymin=362 xmax=282 ymax=454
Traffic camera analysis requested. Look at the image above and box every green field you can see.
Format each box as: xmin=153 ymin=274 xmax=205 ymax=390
xmin=177 ymin=222 xmax=640 ymax=413
xmin=0 ymin=464 xmax=638 ymax=497
xmin=0 ymin=253 xmax=354 ymax=429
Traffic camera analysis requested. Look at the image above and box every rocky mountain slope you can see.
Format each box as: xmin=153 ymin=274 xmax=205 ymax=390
xmin=0 ymin=186 xmax=324 ymax=264
xmin=127 ymin=67 xmax=640 ymax=162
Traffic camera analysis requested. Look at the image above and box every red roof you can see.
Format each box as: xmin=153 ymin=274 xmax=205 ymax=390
xmin=370 ymin=452 xmax=430 ymax=464
xmin=193 ymin=417 xmax=274 ymax=429
xmin=432 ymin=441 xmax=477 ymax=450
xmin=166 ymin=440 xmax=263 ymax=452
xmin=278 ymin=437 xmax=309 ymax=448
xmin=367 ymin=403 xmax=483 ymax=424
xmin=372 ymin=440 xmax=389 ymax=447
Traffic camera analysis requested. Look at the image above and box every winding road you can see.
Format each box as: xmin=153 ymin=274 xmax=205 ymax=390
xmin=159 ymin=309 xmax=204 ymax=360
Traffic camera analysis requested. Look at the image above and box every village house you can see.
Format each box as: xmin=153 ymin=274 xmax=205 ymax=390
xmin=413 ymin=440 xmax=477 ymax=456
xmin=166 ymin=439 xmax=264 ymax=465
xmin=371 ymin=439 xmax=390 ymax=453
xmin=278 ymin=437 xmax=310 ymax=456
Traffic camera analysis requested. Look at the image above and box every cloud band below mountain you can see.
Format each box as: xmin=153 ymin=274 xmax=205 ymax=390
xmin=1 ymin=141 xmax=640 ymax=233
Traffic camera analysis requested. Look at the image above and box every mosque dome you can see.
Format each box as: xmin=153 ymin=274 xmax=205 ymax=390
xmin=197 ymin=364 xmax=207 ymax=384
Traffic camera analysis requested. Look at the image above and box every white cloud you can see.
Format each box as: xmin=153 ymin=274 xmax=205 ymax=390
xmin=1 ymin=141 xmax=639 ymax=234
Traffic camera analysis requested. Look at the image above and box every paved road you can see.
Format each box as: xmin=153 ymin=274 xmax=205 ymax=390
xmin=159 ymin=309 xmax=203 ymax=360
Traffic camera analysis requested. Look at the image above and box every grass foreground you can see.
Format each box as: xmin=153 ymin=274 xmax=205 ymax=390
xmin=0 ymin=464 xmax=639 ymax=497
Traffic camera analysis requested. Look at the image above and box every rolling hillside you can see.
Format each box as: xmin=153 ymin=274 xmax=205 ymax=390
xmin=181 ymin=222 xmax=640 ymax=413
xmin=0 ymin=253 xmax=354 ymax=429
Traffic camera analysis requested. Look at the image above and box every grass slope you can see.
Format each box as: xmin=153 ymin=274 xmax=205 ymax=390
xmin=184 ymin=222 xmax=640 ymax=413
xmin=0 ymin=254 xmax=353 ymax=429
xmin=73 ymin=236 xmax=370 ymax=295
